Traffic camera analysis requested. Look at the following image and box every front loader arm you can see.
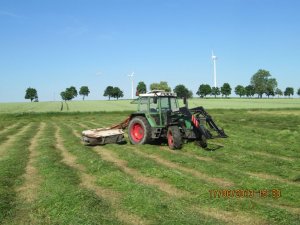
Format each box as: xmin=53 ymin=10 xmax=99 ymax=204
xmin=179 ymin=106 xmax=228 ymax=139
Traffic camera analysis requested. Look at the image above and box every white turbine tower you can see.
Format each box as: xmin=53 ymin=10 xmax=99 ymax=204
xmin=128 ymin=72 xmax=135 ymax=99
xmin=211 ymin=51 xmax=217 ymax=88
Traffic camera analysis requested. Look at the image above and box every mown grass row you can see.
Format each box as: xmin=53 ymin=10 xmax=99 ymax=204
xmin=0 ymin=110 xmax=299 ymax=224
xmin=0 ymin=122 xmax=38 ymax=223
xmin=74 ymin=112 xmax=300 ymax=224
xmin=59 ymin=122 xmax=220 ymax=225
xmin=71 ymin=121 xmax=296 ymax=224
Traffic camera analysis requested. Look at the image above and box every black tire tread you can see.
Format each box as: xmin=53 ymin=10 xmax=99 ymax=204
xmin=168 ymin=126 xmax=182 ymax=150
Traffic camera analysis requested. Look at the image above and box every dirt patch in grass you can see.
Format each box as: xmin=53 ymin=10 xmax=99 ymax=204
xmin=252 ymin=151 xmax=294 ymax=162
xmin=134 ymin=149 xmax=234 ymax=188
xmin=247 ymin=172 xmax=300 ymax=186
xmin=54 ymin=126 xmax=148 ymax=225
xmin=95 ymin=147 xmax=188 ymax=197
xmin=0 ymin=124 xmax=31 ymax=157
xmin=17 ymin=122 xmax=46 ymax=202
xmin=193 ymin=206 xmax=268 ymax=225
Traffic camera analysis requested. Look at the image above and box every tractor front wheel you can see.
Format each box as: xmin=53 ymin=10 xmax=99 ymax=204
xmin=128 ymin=116 xmax=152 ymax=145
xmin=167 ymin=126 xmax=182 ymax=150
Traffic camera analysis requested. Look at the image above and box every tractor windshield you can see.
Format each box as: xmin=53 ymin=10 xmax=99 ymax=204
xmin=160 ymin=97 xmax=179 ymax=111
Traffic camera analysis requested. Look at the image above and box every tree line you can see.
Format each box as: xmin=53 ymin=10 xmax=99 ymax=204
xmin=25 ymin=69 xmax=300 ymax=102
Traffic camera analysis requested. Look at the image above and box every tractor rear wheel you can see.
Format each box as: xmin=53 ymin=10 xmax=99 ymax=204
xmin=128 ymin=116 xmax=152 ymax=145
xmin=167 ymin=126 xmax=182 ymax=150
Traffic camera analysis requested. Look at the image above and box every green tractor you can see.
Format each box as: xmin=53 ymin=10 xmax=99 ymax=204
xmin=127 ymin=90 xmax=227 ymax=149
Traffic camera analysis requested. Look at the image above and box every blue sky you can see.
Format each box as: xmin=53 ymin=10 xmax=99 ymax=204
xmin=0 ymin=0 xmax=300 ymax=102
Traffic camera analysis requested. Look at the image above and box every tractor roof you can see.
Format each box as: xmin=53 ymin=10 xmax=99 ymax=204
xmin=139 ymin=90 xmax=177 ymax=97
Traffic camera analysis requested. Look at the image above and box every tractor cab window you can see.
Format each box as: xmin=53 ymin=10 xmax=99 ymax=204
xmin=170 ymin=97 xmax=179 ymax=111
xmin=160 ymin=97 xmax=179 ymax=111
xmin=139 ymin=97 xmax=148 ymax=111
xmin=149 ymin=97 xmax=158 ymax=112
xmin=160 ymin=97 xmax=170 ymax=110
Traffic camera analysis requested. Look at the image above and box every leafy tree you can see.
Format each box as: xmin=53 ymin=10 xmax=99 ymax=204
xmin=245 ymin=85 xmax=255 ymax=98
xmin=150 ymin=81 xmax=171 ymax=92
xmin=234 ymin=85 xmax=245 ymax=98
xmin=265 ymin=78 xmax=278 ymax=98
xmin=196 ymin=84 xmax=211 ymax=98
xmin=60 ymin=86 xmax=78 ymax=103
xmin=250 ymin=69 xmax=277 ymax=98
xmin=275 ymin=88 xmax=283 ymax=98
xmin=284 ymin=87 xmax=294 ymax=98
xmin=25 ymin=87 xmax=38 ymax=102
xmin=297 ymin=88 xmax=300 ymax=97
xmin=173 ymin=84 xmax=192 ymax=98
xmin=68 ymin=86 xmax=78 ymax=99
xmin=136 ymin=81 xmax=147 ymax=95
xmin=111 ymin=87 xmax=124 ymax=100
xmin=104 ymin=86 xmax=114 ymax=100
xmin=211 ymin=87 xmax=220 ymax=98
xmin=79 ymin=86 xmax=90 ymax=100
xmin=60 ymin=89 xmax=73 ymax=101
xmin=221 ymin=83 xmax=232 ymax=97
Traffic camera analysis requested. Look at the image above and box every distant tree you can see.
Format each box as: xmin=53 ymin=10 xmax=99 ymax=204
xmin=104 ymin=86 xmax=114 ymax=100
xmin=173 ymin=84 xmax=192 ymax=98
xmin=111 ymin=87 xmax=124 ymax=100
xmin=297 ymin=88 xmax=300 ymax=97
xmin=60 ymin=89 xmax=73 ymax=101
xmin=265 ymin=78 xmax=278 ymax=98
xmin=284 ymin=87 xmax=294 ymax=98
xmin=79 ymin=86 xmax=90 ymax=100
xmin=245 ymin=85 xmax=255 ymax=98
xmin=221 ymin=83 xmax=232 ymax=97
xmin=234 ymin=85 xmax=245 ymax=98
xmin=196 ymin=84 xmax=211 ymax=98
xmin=275 ymin=88 xmax=283 ymax=98
xmin=211 ymin=87 xmax=220 ymax=98
xmin=250 ymin=69 xmax=276 ymax=98
xmin=68 ymin=86 xmax=78 ymax=99
xmin=136 ymin=81 xmax=147 ymax=95
xmin=25 ymin=87 xmax=38 ymax=102
xmin=150 ymin=81 xmax=171 ymax=92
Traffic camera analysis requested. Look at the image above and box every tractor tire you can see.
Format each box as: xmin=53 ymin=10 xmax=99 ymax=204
xmin=196 ymin=134 xmax=207 ymax=148
xmin=128 ymin=116 xmax=152 ymax=145
xmin=167 ymin=126 xmax=182 ymax=150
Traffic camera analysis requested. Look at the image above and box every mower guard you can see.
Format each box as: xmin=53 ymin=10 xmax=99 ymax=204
xmin=82 ymin=128 xmax=125 ymax=146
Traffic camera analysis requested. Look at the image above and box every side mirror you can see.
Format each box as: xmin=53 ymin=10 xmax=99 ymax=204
xmin=153 ymin=97 xmax=158 ymax=104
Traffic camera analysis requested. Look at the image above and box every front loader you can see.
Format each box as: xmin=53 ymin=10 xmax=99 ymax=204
xmin=82 ymin=90 xmax=228 ymax=149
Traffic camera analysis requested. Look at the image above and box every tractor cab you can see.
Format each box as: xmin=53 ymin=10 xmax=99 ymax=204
xmin=137 ymin=90 xmax=179 ymax=127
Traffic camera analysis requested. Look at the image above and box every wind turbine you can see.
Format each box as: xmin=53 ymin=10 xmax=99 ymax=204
xmin=211 ymin=51 xmax=217 ymax=88
xmin=128 ymin=72 xmax=134 ymax=99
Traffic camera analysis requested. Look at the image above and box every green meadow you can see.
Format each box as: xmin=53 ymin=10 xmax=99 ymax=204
xmin=0 ymin=98 xmax=299 ymax=113
xmin=0 ymin=99 xmax=299 ymax=224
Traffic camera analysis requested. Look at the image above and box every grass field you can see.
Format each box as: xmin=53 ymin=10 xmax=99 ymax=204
xmin=0 ymin=98 xmax=300 ymax=113
xmin=0 ymin=108 xmax=299 ymax=225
